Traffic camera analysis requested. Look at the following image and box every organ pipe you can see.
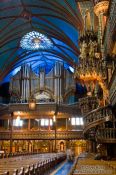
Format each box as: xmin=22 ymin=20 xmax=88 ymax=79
xmin=10 ymin=63 xmax=75 ymax=103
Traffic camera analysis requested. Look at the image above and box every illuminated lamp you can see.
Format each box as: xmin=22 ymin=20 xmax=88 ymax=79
xmin=28 ymin=98 xmax=36 ymax=110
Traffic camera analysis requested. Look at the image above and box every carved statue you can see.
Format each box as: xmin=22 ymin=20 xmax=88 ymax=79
xmin=89 ymin=40 xmax=97 ymax=59
xmin=80 ymin=41 xmax=87 ymax=59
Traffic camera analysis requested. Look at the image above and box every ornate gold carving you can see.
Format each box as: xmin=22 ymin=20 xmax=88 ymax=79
xmin=83 ymin=106 xmax=113 ymax=133
xmin=79 ymin=96 xmax=98 ymax=115
xmin=74 ymin=31 xmax=109 ymax=101
xmin=94 ymin=1 xmax=109 ymax=16
xmin=0 ymin=131 xmax=83 ymax=140
xmin=109 ymin=73 xmax=116 ymax=105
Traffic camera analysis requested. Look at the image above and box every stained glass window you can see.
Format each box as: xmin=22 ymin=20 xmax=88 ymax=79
xmin=20 ymin=31 xmax=53 ymax=50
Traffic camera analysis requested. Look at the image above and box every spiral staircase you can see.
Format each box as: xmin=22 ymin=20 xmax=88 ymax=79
xmin=79 ymin=93 xmax=116 ymax=158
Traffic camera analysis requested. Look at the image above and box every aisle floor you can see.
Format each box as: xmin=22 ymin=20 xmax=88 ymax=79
xmin=51 ymin=160 xmax=73 ymax=175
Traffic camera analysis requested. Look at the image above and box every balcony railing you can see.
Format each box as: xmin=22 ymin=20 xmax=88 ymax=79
xmin=83 ymin=106 xmax=113 ymax=133
xmin=96 ymin=128 xmax=116 ymax=143
xmin=109 ymin=68 xmax=116 ymax=106
xmin=0 ymin=130 xmax=83 ymax=140
xmin=7 ymin=103 xmax=81 ymax=115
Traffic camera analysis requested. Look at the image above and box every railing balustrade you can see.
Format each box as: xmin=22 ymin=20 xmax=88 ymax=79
xmin=84 ymin=106 xmax=113 ymax=128
xmin=0 ymin=130 xmax=83 ymax=140
xmin=96 ymin=128 xmax=116 ymax=142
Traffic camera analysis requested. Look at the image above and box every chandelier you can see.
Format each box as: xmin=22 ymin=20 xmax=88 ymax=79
xmin=20 ymin=31 xmax=53 ymax=50
xmin=74 ymin=31 xmax=108 ymax=100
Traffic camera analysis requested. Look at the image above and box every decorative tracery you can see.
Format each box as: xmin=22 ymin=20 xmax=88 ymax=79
xmin=20 ymin=31 xmax=53 ymax=51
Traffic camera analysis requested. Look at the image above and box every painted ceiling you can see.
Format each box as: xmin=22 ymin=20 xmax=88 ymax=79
xmin=0 ymin=0 xmax=83 ymax=82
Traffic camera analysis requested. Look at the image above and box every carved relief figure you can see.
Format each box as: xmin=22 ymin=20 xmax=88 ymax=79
xmin=80 ymin=41 xmax=87 ymax=59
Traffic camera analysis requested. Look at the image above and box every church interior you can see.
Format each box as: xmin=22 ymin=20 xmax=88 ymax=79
xmin=0 ymin=0 xmax=116 ymax=175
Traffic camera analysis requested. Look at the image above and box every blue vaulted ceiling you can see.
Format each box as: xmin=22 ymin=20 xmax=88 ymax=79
xmin=0 ymin=0 xmax=83 ymax=82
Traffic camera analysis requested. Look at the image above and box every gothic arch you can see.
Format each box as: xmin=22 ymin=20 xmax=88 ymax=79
xmin=31 ymin=88 xmax=54 ymax=101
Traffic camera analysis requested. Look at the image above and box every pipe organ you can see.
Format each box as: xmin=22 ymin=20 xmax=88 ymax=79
xmin=9 ymin=63 xmax=76 ymax=103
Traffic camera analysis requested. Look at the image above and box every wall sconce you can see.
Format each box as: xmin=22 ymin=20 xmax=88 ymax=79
xmin=28 ymin=98 xmax=36 ymax=110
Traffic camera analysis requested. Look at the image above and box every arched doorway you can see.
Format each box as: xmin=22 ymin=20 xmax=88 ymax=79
xmin=60 ymin=141 xmax=64 ymax=152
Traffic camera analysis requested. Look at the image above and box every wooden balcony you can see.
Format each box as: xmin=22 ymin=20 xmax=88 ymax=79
xmin=83 ymin=106 xmax=113 ymax=133
xmin=109 ymin=68 xmax=116 ymax=106
xmin=0 ymin=130 xmax=83 ymax=140
xmin=96 ymin=128 xmax=116 ymax=143
xmin=0 ymin=102 xmax=81 ymax=116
